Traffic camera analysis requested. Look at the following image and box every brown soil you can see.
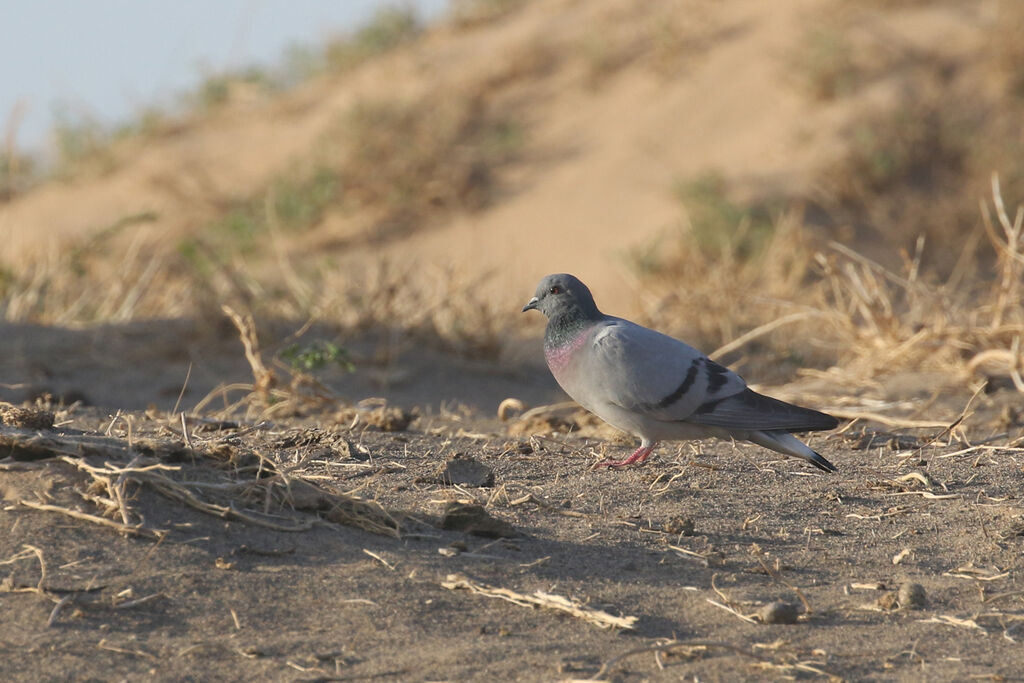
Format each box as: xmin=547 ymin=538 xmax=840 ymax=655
xmin=2 ymin=323 xmax=1023 ymax=682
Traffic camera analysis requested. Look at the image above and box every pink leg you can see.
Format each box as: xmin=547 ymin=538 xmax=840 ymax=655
xmin=595 ymin=442 xmax=658 ymax=468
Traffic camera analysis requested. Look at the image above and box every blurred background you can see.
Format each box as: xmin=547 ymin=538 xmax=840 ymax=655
xmin=1 ymin=0 xmax=1023 ymax=414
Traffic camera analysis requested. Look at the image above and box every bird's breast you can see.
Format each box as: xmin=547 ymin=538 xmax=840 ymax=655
xmin=544 ymin=332 xmax=590 ymax=385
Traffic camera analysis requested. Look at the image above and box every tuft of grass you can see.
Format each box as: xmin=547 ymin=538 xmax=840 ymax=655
xmin=579 ymin=31 xmax=639 ymax=88
xmin=673 ymin=173 xmax=778 ymax=264
xmin=333 ymin=92 xmax=523 ymax=238
xmin=336 ymin=262 xmax=507 ymax=360
xmin=820 ymin=84 xmax=1020 ymax=276
xmin=837 ymin=98 xmax=965 ymax=198
xmin=0 ymin=150 xmax=36 ymax=201
xmin=450 ymin=0 xmax=528 ymax=28
xmin=280 ymin=341 xmax=355 ymax=373
xmin=51 ymin=107 xmax=118 ymax=177
xmin=324 ymin=6 xmax=421 ymax=73
xmin=191 ymin=67 xmax=275 ymax=112
xmin=197 ymin=166 xmax=340 ymax=253
xmin=790 ymin=2 xmax=1024 ymax=279
xmin=628 ymin=198 xmax=817 ymax=365
xmin=794 ymin=27 xmax=859 ymax=100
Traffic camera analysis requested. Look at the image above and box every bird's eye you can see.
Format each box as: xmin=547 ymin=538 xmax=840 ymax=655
xmin=549 ymin=285 xmax=561 ymax=295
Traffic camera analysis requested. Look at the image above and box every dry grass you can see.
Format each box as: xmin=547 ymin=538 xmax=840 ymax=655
xmin=3 ymin=0 xmax=1024 ymax=395
xmin=326 ymin=91 xmax=523 ymax=241
xmin=441 ymin=572 xmax=638 ymax=630
xmin=799 ymin=1 xmax=1024 ymax=276
xmin=629 ymin=204 xmax=820 ymax=366
xmin=812 ymin=174 xmax=1024 ymax=385
xmin=633 ymin=175 xmax=1024 ymax=389
xmin=0 ymin=403 xmax=402 ymax=538
xmin=0 ymin=37 xmax=529 ymax=360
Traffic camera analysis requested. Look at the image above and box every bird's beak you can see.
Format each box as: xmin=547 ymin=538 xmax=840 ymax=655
xmin=522 ymin=297 xmax=539 ymax=313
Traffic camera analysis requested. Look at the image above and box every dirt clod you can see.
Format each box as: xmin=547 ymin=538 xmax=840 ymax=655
xmin=757 ymin=601 xmax=800 ymax=624
xmin=0 ymin=403 xmax=55 ymax=430
xmin=441 ymin=502 xmax=519 ymax=538
xmin=337 ymin=401 xmax=416 ymax=432
xmin=439 ymin=456 xmax=495 ymax=487
xmin=897 ymin=582 xmax=927 ymax=609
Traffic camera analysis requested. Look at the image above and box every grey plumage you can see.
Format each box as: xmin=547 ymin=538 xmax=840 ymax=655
xmin=523 ymin=273 xmax=838 ymax=471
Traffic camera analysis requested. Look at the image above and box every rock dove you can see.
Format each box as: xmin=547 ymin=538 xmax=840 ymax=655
xmin=522 ymin=273 xmax=838 ymax=471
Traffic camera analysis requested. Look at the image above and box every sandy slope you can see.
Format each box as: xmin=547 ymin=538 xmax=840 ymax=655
xmin=0 ymin=0 xmax=994 ymax=316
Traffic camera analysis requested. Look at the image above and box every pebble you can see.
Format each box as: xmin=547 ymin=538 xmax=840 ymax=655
xmin=439 ymin=456 xmax=495 ymax=488
xmin=897 ymin=582 xmax=926 ymax=609
xmin=758 ymin=601 xmax=799 ymax=624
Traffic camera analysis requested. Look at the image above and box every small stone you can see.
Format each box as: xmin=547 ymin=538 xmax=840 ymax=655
xmin=441 ymin=503 xmax=519 ymax=538
xmin=758 ymin=601 xmax=799 ymax=624
xmin=897 ymin=582 xmax=926 ymax=609
xmin=439 ymin=456 xmax=495 ymax=488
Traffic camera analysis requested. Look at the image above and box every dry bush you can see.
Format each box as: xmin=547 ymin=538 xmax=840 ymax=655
xmin=2 ymin=2 xmax=529 ymax=354
xmin=629 ymin=185 xmax=819 ymax=367
xmin=821 ymin=87 xmax=979 ymax=274
xmin=0 ymin=150 xmax=36 ymax=202
xmin=0 ymin=214 xmax=210 ymax=324
xmin=323 ymin=6 xmax=421 ymax=73
xmin=449 ymin=0 xmax=529 ymax=29
xmin=635 ymin=175 xmax=1024 ymax=389
xmin=801 ymin=2 xmax=1024 ymax=276
xmin=1 ymin=233 xmax=510 ymax=373
xmin=810 ymin=175 xmax=1024 ymax=387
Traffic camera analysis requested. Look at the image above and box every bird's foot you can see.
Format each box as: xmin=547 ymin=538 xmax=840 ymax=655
xmin=593 ymin=444 xmax=656 ymax=469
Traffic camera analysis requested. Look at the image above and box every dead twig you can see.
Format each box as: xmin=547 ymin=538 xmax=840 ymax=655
xmin=441 ymin=573 xmax=637 ymax=630
xmin=592 ymin=640 xmax=768 ymax=680
xmin=19 ymin=500 xmax=164 ymax=539
xmin=706 ymin=573 xmax=757 ymax=624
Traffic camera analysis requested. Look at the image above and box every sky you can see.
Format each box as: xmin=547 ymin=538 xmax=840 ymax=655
xmin=0 ymin=0 xmax=449 ymax=156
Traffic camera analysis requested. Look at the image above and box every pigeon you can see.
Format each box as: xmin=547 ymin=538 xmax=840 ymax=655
xmin=522 ymin=273 xmax=838 ymax=471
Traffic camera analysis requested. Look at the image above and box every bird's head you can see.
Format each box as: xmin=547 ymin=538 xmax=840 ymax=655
xmin=522 ymin=273 xmax=600 ymax=320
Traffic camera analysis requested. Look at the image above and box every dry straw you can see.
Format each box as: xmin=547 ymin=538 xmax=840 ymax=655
xmin=2 ymin=414 xmax=401 ymax=540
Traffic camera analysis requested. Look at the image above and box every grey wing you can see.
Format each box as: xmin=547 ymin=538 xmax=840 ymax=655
xmin=587 ymin=319 xmax=747 ymax=421
xmin=687 ymin=388 xmax=839 ymax=432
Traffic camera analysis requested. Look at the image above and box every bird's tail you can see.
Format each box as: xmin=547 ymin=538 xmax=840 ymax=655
xmin=747 ymin=430 xmax=836 ymax=473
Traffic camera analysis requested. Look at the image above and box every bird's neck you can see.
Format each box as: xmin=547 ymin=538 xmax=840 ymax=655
xmin=544 ymin=310 xmax=598 ymax=355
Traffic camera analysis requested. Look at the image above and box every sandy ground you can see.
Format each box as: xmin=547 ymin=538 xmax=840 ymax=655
xmin=1 ymin=2 xmax=1022 ymax=680
xmin=2 ymin=326 xmax=1023 ymax=682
